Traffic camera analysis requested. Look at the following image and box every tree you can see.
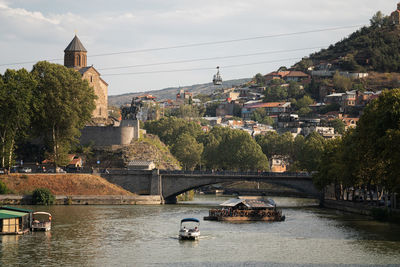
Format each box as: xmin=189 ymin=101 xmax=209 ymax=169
xmin=370 ymin=11 xmax=385 ymax=28
xmin=0 ymin=69 xmax=36 ymax=169
xmin=255 ymin=131 xmax=293 ymax=159
xmin=253 ymin=73 xmax=265 ymax=86
xmin=171 ymin=133 xmax=203 ymax=170
xmin=251 ymin=108 xmax=273 ymax=125
xmin=329 ymin=119 xmax=345 ymax=134
xmin=203 ymin=127 xmax=269 ymax=171
xmin=297 ymin=132 xmax=325 ymax=172
xmin=356 ymin=89 xmax=400 ymax=194
xmin=144 ymin=117 xmax=203 ymax=146
xmin=313 ymin=138 xmax=343 ymax=192
xmin=31 ymin=61 xmax=96 ymax=168
xmin=168 ymin=104 xmax=204 ymax=119
xmin=264 ymin=85 xmax=288 ymax=102
xmin=293 ymin=95 xmax=313 ymax=117
xmin=333 ymin=72 xmax=353 ymax=92
xmin=287 ymin=82 xmax=305 ymax=99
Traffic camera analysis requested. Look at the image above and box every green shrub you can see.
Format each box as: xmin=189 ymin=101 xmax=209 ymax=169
xmin=32 ymin=188 xmax=55 ymax=205
xmin=0 ymin=181 xmax=9 ymax=194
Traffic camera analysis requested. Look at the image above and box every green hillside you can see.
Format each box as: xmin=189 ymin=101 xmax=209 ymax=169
xmin=295 ymin=13 xmax=400 ymax=73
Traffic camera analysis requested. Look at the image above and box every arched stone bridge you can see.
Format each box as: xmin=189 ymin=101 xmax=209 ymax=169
xmin=101 ymin=169 xmax=321 ymax=204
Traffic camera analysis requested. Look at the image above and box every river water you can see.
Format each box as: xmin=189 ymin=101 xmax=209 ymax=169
xmin=1 ymin=195 xmax=400 ymax=266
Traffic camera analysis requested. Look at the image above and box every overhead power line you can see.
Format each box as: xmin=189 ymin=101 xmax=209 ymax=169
xmin=90 ymin=24 xmax=362 ymax=58
xmin=97 ymin=46 xmax=327 ymax=71
xmin=101 ymin=57 xmax=303 ymax=76
xmin=0 ymin=24 xmax=363 ymax=68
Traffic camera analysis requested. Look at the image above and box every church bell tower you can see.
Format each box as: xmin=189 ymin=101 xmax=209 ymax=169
xmin=64 ymin=35 xmax=87 ymax=69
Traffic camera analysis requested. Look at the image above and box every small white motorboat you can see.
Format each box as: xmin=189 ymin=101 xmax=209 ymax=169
xmin=178 ymin=218 xmax=200 ymax=240
xmin=31 ymin=212 xmax=52 ymax=231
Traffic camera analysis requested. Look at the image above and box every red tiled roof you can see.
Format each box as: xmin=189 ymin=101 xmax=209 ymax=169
xmin=286 ymin=71 xmax=309 ymax=77
xmin=264 ymin=70 xmax=309 ymax=78
xmin=245 ymin=102 xmax=288 ymax=109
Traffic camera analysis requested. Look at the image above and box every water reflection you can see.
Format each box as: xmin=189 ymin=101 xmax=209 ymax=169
xmin=0 ymin=197 xmax=398 ymax=266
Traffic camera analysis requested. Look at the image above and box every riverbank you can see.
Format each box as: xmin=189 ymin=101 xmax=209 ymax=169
xmin=323 ymin=199 xmax=400 ymax=222
xmin=0 ymin=173 xmax=133 ymax=195
xmin=0 ymin=194 xmax=162 ymax=205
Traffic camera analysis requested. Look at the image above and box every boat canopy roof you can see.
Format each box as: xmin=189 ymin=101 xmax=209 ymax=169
xmin=33 ymin=212 xmax=52 ymax=216
xmin=1 ymin=206 xmax=33 ymax=213
xmin=219 ymin=197 xmax=275 ymax=208
xmin=181 ymin=218 xmax=200 ymax=223
xmin=0 ymin=210 xmax=29 ymax=219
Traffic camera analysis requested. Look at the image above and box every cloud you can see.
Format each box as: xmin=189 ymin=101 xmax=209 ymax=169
xmin=0 ymin=0 xmax=397 ymax=95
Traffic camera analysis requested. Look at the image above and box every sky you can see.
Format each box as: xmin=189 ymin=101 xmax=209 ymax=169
xmin=0 ymin=0 xmax=397 ymax=96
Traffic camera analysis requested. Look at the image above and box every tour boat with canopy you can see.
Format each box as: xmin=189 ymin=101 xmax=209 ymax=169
xmin=31 ymin=211 xmax=52 ymax=231
xmin=178 ymin=218 xmax=200 ymax=240
xmin=204 ymin=196 xmax=285 ymax=221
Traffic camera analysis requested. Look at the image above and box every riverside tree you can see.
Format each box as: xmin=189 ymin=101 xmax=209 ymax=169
xmin=171 ymin=133 xmax=203 ymax=170
xmin=31 ymin=61 xmax=96 ymax=168
xmin=355 ymin=89 xmax=400 ymax=194
xmin=0 ymin=69 xmax=36 ymax=170
xmin=202 ymin=126 xmax=269 ymax=171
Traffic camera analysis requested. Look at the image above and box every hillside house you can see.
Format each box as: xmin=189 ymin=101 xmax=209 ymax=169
xmin=176 ymin=90 xmax=192 ymax=102
xmin=264 ymin=71 xmax=310 ymax=84
xmin=216 ymin=101 xmax=241 ymax=117
xmin=302 ymin=126 xmax=339 ymax=139
xmin=341 ymin=90 xmax=356 ymax=112
xmin=241 ymin=102 xmax=291 ymax=120
xmin=270 ymin=156 xmax=287 ymax=173
xmin=325 ymin=93 xmax=345 ymax=105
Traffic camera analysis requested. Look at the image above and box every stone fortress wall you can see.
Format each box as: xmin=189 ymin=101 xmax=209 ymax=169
xmin=80 ymin=120 xmax=139 ymax=147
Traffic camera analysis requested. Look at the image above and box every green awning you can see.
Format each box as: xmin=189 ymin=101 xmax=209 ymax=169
xmin=1 ymin=206 xmax=33 ymax=213
xmin=0 ymin=210 xmax=29 ymax=219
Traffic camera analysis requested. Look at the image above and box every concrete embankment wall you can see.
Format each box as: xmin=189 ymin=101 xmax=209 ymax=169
xmin=323 ymin=199 xmax=400 ymax=218
xmin=0 ymin=195 xmax=162 ymax=205
xmin=323 ymin=199 xmax=375 ymax=216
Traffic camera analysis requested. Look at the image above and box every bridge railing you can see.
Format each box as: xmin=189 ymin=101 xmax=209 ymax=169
xmin=158 ymin=170 xmax=311 ymax=177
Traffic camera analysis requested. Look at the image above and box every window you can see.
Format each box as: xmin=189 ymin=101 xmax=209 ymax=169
xmin=90 ymin=76 xmax=93 ymax=83
xmin=1 ymin=218 xmax=19 ymax=233
xmin=76 ymin=55 xmax=81 ymax=66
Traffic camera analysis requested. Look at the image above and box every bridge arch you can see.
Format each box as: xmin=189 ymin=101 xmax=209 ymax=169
xmin=101 ymin=170 xmax=321 ymax=204
xmin=159 ymin=170 xmax=321 ymax=204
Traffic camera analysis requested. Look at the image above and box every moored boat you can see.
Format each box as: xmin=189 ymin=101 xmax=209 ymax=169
xmin=204 ymin=196 xmax=285 ymax=221
xmin=31 ymin=212 xmax=52 ymax=231
xmin=178 ymin=218 xmax=200 ymax=240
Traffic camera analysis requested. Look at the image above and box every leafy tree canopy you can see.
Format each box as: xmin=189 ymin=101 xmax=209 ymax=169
xmin=31 ymin=61 xmax=96 ymax=167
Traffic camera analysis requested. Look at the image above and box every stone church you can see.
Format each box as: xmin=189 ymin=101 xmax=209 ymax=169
xmin=64 ymin=35 xmax=108 ymax=121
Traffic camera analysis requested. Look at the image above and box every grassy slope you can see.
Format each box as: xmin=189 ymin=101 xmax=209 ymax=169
xmin=0 ymin=174 xmax=133 ymax=195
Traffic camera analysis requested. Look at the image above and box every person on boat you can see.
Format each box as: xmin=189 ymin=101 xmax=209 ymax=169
xmin=194 ymin=226 xmax=198 ymax=232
